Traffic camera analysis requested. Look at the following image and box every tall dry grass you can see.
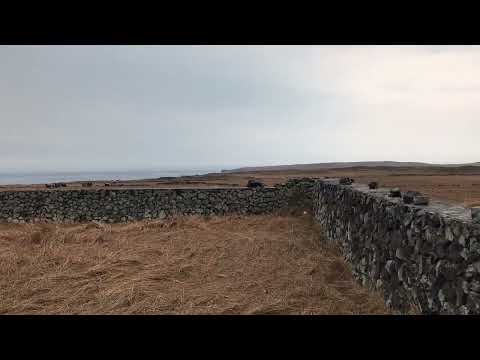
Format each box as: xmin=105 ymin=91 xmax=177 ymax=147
xmin=0 ymin=215 xmax=390 ymax=314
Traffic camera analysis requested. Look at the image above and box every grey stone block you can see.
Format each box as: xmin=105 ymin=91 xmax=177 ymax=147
xmin=403 ymin=191 xmax=421 ymax=204
xmin=413 ymin=196 xmax=429 ymax=206
xmin=389 ymin=188 xmax=401 ymax=197
xmin=472 ymin=207 xmax=480 ymax=224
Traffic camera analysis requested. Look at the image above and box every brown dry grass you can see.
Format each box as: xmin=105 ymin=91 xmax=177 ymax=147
xmin=0 ymin=215 xmax=389 ymax=315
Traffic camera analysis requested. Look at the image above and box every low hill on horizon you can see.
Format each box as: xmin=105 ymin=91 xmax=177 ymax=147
xmin=222 ymin=161 xmax=480 ymax=173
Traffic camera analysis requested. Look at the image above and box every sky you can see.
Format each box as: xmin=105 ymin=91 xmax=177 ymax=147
xmin=0 ymin=45 xmax=479 ymax=173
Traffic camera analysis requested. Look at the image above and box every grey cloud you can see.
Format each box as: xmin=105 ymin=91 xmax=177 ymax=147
xmin=0 ymin=45 xmax=478 ymax=172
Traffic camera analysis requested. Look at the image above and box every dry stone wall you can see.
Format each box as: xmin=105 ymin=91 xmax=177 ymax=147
xmin=312 ymin=179 xmax=480 ymax=315
xmin=0 ymin=179 xmax=315 ymax=224
xmin=2 ymin=175 xmax=479 ymax=314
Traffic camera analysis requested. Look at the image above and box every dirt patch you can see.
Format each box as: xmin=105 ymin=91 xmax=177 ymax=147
xmin=0 ymin=215 xmax=389 ymax=314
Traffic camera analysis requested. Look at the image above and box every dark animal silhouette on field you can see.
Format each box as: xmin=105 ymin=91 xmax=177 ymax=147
xmin=247 ymin=180 xmax=265 ymax=188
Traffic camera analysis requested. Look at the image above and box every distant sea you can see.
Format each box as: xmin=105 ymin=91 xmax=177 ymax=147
xmin=0 ymin=168 xmax=224 ymax=186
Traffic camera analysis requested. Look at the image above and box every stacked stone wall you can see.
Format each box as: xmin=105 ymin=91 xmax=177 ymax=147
xmin=0 ymin=179 xmax=315 ymax=224
xmin=312 ymin=179 xmax=480 ymax=314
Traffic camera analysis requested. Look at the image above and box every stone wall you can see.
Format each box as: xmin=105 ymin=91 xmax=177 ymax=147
xmin=312 ymin=179 xmax=480 ymax=315
xmin=3 ymin=175 xmax=479 ymax=314
xmin=0 ymin=179 xmax=315 ymax=224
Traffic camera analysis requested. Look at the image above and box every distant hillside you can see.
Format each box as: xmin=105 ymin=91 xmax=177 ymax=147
xmin=223 ymin=161 xmax=480 ymax=173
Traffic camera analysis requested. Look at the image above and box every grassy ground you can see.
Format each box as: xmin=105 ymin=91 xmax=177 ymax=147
xmin=0 ymin=215 xmax=390 ymax=315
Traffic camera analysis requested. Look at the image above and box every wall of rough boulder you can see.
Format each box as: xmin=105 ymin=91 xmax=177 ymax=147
xmin=312 ymin=179 xmax=480 ymax=315
xmin=0 ymin=179 xmax=315 ymax=224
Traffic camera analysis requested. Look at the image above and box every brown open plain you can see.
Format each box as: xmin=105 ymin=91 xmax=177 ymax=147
xmin=0 ymin=215 xmax=391 ymax=314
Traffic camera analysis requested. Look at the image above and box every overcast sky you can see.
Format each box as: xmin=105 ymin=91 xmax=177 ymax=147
xmin=1 ymin=45 xmax=478 ymax=172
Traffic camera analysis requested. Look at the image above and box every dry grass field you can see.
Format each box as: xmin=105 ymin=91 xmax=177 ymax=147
xmin=0 ymin=215 xmax=390 ymax=315
xmin=1 ymin=166 xmax=475 ymax=315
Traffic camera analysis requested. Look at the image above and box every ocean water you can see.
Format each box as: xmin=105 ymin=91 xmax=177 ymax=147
xmin=0 ymin=168 xmax=223 ymax=186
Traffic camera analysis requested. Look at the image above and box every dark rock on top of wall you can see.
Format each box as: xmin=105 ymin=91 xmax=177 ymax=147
xmin=389 ymin=188 xmax=401 ymax=198
xmin=368 ymin=181 xmax=378 ymax=190
xmin=339 ymin=177 xmax=355 ymax=185
xmin=472 ymin=207 xmax=480 ymax=224
xmin=403 ymin=191 xmax=421 ymax=204
xmin=247 ymin=180 xmax=265 ymax=188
